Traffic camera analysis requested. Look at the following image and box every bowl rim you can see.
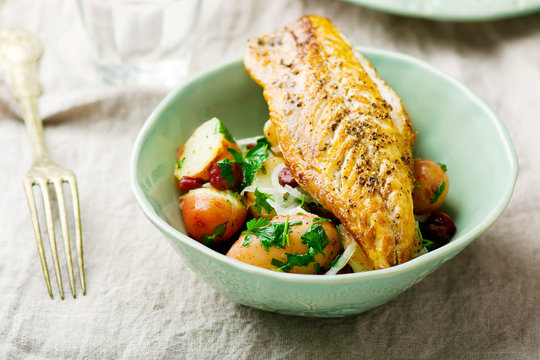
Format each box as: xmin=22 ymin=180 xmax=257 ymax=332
xmin=130 ymin=46 xmax=518 ymax=284
xmin=340 ymin=0 xmax=540 ymax=21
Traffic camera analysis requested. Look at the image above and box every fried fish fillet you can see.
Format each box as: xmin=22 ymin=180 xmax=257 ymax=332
xmin=244 ymin=15 xmax=419 ymax=269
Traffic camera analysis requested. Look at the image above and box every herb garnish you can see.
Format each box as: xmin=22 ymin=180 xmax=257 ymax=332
xmin=253 ymin=188 xmax=274 ymax=214
xmin=431 ymin=181 xmax=446 ymax=204
xmin=416 ymin=221 xmax=439 ymax=251
xmin=241 ymin=218 xmax=270 ymax=247
xmin=241 ymin=217 xmax=302 ymax=251
xmin=313 ymin=217 xmax=331 ymax=223
xmin=216 ymin=159 xmax=236 ymax=186
xmin=336 ymin=225 xmax=343 ymax=251
xmin=227 ymin=137 xmax=271 ymax=189
xmin=414 ymin=180 xmax=421 ymax=189
xmin=329 ymin=254 xmax=342 ymax=268
xmin=203 ymin=221 xmax=228 ymax=246
xmin=271 ymin=223 xmax=329 ymax=272
xmin=177 ymin=157 xmax=185 ymax=169
xmin=215 ymin=119 xmax=235 ymax=143
xmin=438 ymin=163 xmax=448 ymax=172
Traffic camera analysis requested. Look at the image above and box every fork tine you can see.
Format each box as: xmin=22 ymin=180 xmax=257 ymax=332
xmin=23 ymin=179 xmax=53 ymax=299
xmin=53 ymin=179 xmax=76 ymax=298
xmin=38 ymin=179 xmax=65 ymax=300
xmin=67 ymin=176 xmax=85 ymax=296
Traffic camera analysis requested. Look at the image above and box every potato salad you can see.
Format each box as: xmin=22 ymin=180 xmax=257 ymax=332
xmin=174 ymin=117 xmax=456 ymax=274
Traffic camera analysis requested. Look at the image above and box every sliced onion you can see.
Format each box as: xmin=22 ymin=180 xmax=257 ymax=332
xmin=325 ymin=241 xmax=359 ymax=275
xmin=241 ymin=185 xmax=274 ymax=196
xmin=237 ymin=136 xmax=263 ymax=147
xmin=271 ymin=163 xmax=287 ymax=193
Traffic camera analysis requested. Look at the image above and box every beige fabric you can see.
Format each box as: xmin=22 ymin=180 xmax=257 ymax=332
xmin=1 ymin=0 xmax=539 ymax=359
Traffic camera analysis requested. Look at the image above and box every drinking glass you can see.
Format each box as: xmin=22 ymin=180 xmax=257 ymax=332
xmin=77 ymin=0 xmax=201 ymax=87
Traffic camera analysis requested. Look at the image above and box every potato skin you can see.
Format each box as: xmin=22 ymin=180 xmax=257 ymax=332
xmin=226 ymin=214 xmax=340 ymax=274
xmin=175 ymin=118 xmax=241 ymax=182
xmin=263 ymin=119 xmax=280 ymax=151
xmin=179 ymin=187 xmax=247 ymax=243
xmin=412 ymin=159 xmax=449 ymax=214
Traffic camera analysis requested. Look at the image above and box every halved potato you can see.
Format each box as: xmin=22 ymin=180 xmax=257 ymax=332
xmin=175 ymin=117 xmax=240 ymax=182
xmin=244 ymin=156 xmax=284 ymax=219
xmin=179 ymin=187 xmax=247 ymax=244
xmin=226 ymin=214 xmax=341 ymax=274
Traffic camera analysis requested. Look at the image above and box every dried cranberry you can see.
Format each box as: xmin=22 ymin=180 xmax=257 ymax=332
xmin=210 ymin=161 xmax=243 ymax=191
xmin=178 ymin=176 xmax=205 ymax=192
xmin=420 ymin=212 xmax=456 ymax=245
xmin=278 ymin=166 xmax=298 ymax=187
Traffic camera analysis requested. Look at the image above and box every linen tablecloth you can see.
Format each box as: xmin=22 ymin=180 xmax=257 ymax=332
xmin=1 ymin=0 xmax=538 ymax=358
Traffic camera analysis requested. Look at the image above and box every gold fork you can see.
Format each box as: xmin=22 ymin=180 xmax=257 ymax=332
xmin=0 ymin=29 xmax=85 ymax=299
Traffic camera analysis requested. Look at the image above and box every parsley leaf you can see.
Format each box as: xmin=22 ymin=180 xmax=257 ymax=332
xmin=414 ymin=180 xmax=421 ymax=189
xmin=177 ymin=157 xmax=185 ymax=169
xmin=438 ymin=163 xmax=448 ymax=172
xmin=301 ymin=223 xmax=329 ymax=255
xmin=241 ymin=218 xmax=270 ymax=236
xmin=336 ymin=225 xmax=343 ymax=251
xmin=216 ymin=159 xmax=236 ymax=186
xmin=215 ymin=119 xmax=235 ymax=143
xmin=430 ymin=181 xmax=446 ymax=204
xmin=227 ymin=137 xmax=271 ymax=189
xmin=271 ymin=223 xmax=330 ymax=272
xmin=241 ymin=217 xmax=302 ymax=252
xmin=203 ymin=221 xmax=228 ymax=246
xmin=241 ymin=218 xmax=270 ymax=248
xmin=329 ymin=254 xmax=342 ymax=268
xmin=313 ymin=217 xmax=331 ymax=223
xmin=253 ymin=188 xmax=274 ymax=214
xmin=416 ymin=221 xmax=440 ymax=251
xmin=313 ymin=263 xmax=323 ymax=274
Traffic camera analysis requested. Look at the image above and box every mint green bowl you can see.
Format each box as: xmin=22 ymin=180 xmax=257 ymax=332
xmin=130 ymin=47 xmax=517 ymax=317
xmin=341 ymin=0 xmax=540 ymax=21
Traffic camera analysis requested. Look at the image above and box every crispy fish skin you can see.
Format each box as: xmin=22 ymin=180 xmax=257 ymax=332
xmin=244 ymin=15 xmax=419 ymax=269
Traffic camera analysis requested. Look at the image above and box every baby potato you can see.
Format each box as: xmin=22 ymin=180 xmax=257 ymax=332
xmin=226 ymin=214 xmax=341 ymax=274
xmin=179 ymin=187 xmax=247 ymax=244
xmin=412 ymin=159 xmax=449 ymax=214
xmin=175 ymin=117 xmax=241 ymax=183
xmin=263 ymin=119 xmax=280 ymax=151
xmin=244 ymin=156 xmax=284 ymax=219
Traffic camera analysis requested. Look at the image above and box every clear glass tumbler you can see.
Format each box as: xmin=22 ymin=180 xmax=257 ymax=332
xmin=77 ymin=0 xmax=201 ymax=87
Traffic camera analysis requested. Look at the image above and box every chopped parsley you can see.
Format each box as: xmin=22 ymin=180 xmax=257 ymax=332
xmin=297 ymin=194 xmax=306 ymax=208
xmin=438 ymin=163 xmax=448 ymax=172
xmin=313 ymin=217 xmax=331 ymax=223
xmin=430 ymin=181 xmax=446 ymax=204
xmin=416 ymin=221 xmax=439 ymax=251
xmin=177 ymin=157 xmax=185 ymax=169
xmin=216 ymin=159 xmax=236 ymax=186
xmin=241 ymin=217 xmax=301 ymax=251
xmin=329 ymin=254 xmax=342 ymax=268
xmin=253 ymin=188 xmax=274 ymax=214
xmin=241 ymin=218 xmax=270 ymax=247
xmin=203 ymin=221 xmax=228 ymax=246
xmin=271 ymin=223 xmax=329 ymax=272
xmin=227 ymin=137 xmax=271 ymax=189
xmin=313 ymin=263 xmax=324 ymax=274
xmin=414 ymin=180 xmax=421 ymax=189
xmin=336 ymin=225 xmax=343 ymax=251
xmin=215 ymin=119 xmax=235 ymax=143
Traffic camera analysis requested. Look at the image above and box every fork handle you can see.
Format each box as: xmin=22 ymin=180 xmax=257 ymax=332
xmin=0 ymin=29 xmax=50 ymax=162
